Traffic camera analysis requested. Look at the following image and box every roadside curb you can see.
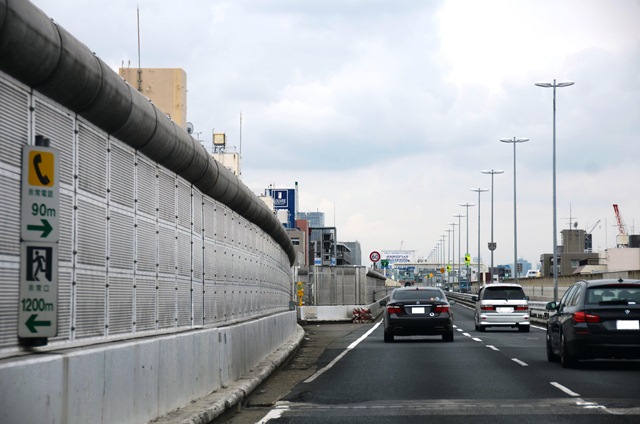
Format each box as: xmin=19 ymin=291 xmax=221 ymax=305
xmin=152 ymin=325 xmax=306 ymax=424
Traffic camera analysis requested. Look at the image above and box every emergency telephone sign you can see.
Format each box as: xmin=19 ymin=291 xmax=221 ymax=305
xmin=19 ymin=143 xmax=60 ymax=341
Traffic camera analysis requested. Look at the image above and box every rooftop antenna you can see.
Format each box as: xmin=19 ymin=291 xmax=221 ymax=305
xmin=136 ymin=5 xmax=142 ymax=91
xmin=563 ymin=203 xmax=577 ymax=230
xmin=239 ymin=112 xmax=242 ymax=156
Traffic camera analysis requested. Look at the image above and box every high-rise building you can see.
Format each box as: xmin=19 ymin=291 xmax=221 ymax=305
xmin=297 ymin=211 xmax=325 ymax=228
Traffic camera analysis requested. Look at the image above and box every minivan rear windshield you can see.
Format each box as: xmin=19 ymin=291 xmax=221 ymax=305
xmin=483 ymin=287 xmax=526 ymax=300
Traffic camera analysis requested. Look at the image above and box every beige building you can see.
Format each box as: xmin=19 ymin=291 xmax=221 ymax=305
xmin=119 ymin=67 xmax=187 ymax=130
xmin=607 ymin=248 xmax=640 ymax=272
xmin=211 ymin=133 xmax=241 ymax=177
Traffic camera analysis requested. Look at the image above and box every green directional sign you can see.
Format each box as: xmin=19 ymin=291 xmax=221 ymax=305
xmin=27 ymin=218 xmax=54 ymax=238
xmin=25 ymin=314 xmax=52 ymax=333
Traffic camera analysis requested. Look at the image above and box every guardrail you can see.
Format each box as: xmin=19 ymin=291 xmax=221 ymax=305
xmin=445 ymin=292 xmax=549 ymax=325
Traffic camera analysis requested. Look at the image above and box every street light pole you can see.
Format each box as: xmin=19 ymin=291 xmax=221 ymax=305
xmin=441 ymin=235 xmax=446 ymax=284
xmin=470 ymin=188 xmax=488 ymax=286
xmin=535 ymin=79 xmax=574 ymax=302
xmin=460 ymin=203 xmax=475 ymax=287
xmin=481 ymin=169 xmax=504 ymax=281
xmin=500 ymin=137 xmax=529 ymax=283
xmin=454 ymin=214 xmax=464 ymax=288
xmin=446 ymin=229 xmax=453 ymax=286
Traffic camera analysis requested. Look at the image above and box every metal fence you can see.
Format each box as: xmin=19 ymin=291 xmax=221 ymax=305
xmin=0 ymin=72 xmax=293 ymax=354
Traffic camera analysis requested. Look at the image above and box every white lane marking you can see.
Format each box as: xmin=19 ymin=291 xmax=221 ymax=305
xmin=472 ymin=338 xmax=483 ymax=342
xmin=511 ymin=358 xmax=528 ymax=366
xmin=550 ymin=382 xmax=580 ymax=397
xmin=576 ymin=400 xmax=608 ymax=411
xmin=257 ymin=402 xmax=290 ymax=423
xmin=486 ymin=345 xmax=499 ymax=351
xmin=462 ymin=332 xmax=471 ymax=337
xmin=304 ymin=321 xmax=381 ymax=383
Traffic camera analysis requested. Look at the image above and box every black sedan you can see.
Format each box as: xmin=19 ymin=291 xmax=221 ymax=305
xmin=545 ymin=278 xmax=640 ymax=368
xmin=381 ymin=287 xmax=455 ymax=343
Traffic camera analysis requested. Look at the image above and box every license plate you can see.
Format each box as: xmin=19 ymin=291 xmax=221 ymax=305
xmin=617 ymin=320 xmax=640 ymax=330
xmin=497 ymin=307 xmax=514 ymax=314
xmin=412 ymin=307 xmax=425 ymax=314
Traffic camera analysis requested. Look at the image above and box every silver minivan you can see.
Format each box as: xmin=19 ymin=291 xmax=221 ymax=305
xmin=472 ymin=283 xmax=530 ymax=332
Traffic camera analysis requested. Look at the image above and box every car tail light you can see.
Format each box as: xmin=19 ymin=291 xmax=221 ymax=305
xmin=515 ymin=305 xmax=529 ymax=311
xmin=434 ymin=305 xmax=450 ymax=313
xmin=480 ymin=305 xmax=495 ymax=311
xmin=387 ymin=305 xmax=402 ymax=314
xmin=572 ymin=311 xmax=600 ymax=324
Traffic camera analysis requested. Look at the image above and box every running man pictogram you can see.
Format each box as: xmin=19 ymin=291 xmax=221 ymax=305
xmin=26 ymin=246 xmax=52 ymax=282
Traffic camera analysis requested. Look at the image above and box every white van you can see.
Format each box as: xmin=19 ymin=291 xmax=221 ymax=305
xmin=472 ymin=283 xmax=530 ymax=332
xmin=525 ymin=270 xmax=540 ymax=278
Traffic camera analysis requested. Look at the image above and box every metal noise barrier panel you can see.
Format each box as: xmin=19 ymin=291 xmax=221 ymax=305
xmin=0 ymin=0 xmax=295 ymax=352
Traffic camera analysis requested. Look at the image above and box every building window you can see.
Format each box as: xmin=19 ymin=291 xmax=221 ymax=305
xmin=291 ymin=238 xmax=300 ymax=246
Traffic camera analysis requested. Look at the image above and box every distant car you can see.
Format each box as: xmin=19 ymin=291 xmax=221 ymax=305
xmin=472 ymin=283 xmax=530 ymax=332
xmin=545 ymin=278 xmax=640 ymax=368
xmin=381 ymin=287 xmax=455 ymax=342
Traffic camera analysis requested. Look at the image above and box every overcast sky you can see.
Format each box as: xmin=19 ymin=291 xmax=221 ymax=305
xmin=32 ymin=0 xmax=640 ymax=268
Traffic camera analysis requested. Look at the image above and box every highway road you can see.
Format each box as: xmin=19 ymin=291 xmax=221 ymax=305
xmin=216 ymin=303 xmax=640 ymax=423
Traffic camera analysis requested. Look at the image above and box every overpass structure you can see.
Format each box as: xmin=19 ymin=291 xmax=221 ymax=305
xmin=0 ymin=1 xmax=300 ymax=423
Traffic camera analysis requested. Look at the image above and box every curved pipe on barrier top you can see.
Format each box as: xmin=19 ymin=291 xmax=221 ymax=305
xmin=111 ymin=84 xmax=157 ymax=150
xmin=37 ymin=24 xmax=103 ymax=112
xmin=0 ymin=0 xmax=60 ymax=87
xmin=0 ymin=0 xmax=296 ymax=266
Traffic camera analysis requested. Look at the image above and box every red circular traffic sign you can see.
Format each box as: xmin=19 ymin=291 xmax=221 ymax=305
xmin=369 ymin=251 xmax=381 ymax=262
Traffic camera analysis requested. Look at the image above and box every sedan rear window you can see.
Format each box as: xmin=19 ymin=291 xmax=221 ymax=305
xmin=393 ymin=289 xmax=443 ymax=301
xmin=482 ymin=287 xmax=527 ymax=300
xmin=586 ymin=286 xmax=640 ymax=304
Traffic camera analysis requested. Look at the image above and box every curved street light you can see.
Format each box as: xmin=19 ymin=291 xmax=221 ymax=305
xmin=535 ymin=79 xmax=574 ymax=302
xmin=500 ymin=137 xmax=529 ymax=283
xmin=481 ymin=169 xmax=504 ymax=280
xmin=460 ymin=203 xmax=475 ymax=288
xmin=470 ymin=188 xmax=488 ymax=286
xmin=454 ymin=214 xmax=465 ymax=287
xmin=446 ymin=228 xmax=454 ymax=286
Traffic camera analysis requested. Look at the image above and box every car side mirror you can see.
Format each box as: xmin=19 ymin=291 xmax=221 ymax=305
xmin=379 ymin=300 xmax=387 ymax=307
xmin=471 ymin=295 xmax=478 ymax=302
xmin=525 ymin=296 xmax=530 ymax=301
xmin=449 ymin=299 xmax=456 ymax=305
xmin=545 ymin=301 xmax=557 ymax=310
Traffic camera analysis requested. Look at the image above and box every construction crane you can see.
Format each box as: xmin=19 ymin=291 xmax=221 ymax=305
xmin=613 ymin=204 xmax=627 ymax=235
xmin=587 ymin=220 xmax=601 ymax=234
xmin=584 ymin=219 xmax=600 ymax=253
xmin=613 ymin=204 xmax=629 ymax=248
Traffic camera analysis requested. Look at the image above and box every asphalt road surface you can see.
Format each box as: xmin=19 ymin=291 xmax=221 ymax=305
xmin=213 ymin=303 xmax=640 ymax=424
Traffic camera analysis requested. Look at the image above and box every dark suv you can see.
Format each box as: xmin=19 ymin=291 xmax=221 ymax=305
xmin=545 ymin=278 xmax=640 ymax=368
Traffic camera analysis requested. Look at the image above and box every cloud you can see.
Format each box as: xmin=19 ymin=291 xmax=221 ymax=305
xmin=31 ymin=0 xmax=640 ymax=267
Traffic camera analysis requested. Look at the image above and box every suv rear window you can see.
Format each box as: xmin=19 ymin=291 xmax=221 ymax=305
xmin=586 ymin=285 xmax=640 ymax=304
xmin=393 ymin=289 xmax=444 ymax=301
xmin=482 ymin=287 xmax=527 ymax=300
